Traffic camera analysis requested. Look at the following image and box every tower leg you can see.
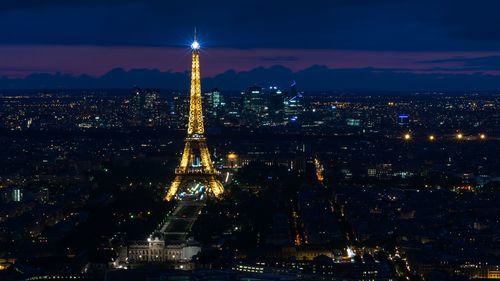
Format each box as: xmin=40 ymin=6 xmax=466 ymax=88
xmin=209 ymin=175 xmax=224 ymax=197
xmin=199 ymin=141 xmax=214 ymax=172
xmin=178 ymin=141 xmax=192 ymax=172
xmin=165 ymin=175 xmax=182 ymax=201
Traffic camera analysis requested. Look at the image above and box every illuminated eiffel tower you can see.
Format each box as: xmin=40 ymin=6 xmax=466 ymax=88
xmin=165 ymin=33 xmax=224 ymax=201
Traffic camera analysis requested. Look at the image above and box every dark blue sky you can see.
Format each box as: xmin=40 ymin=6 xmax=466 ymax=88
xmin=3 ymin=0 xmax=500 ymax=50
xmin=2 ymin=0 xmax=500 ymax=90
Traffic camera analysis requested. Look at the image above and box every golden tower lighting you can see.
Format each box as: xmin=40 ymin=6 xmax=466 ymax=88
xmin=165 ymin=33 xmax=224 ymax=201
xmin=479 ymin=133 xmax=486 ymax=140
xmin=404 ymin=133 xmax=411 ymax=141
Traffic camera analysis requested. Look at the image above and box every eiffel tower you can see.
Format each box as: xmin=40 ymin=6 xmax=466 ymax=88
xmin=165 ymin=34 xmax=224 ymax=201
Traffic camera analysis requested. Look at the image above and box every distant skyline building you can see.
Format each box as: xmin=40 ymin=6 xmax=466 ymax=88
xmin=397 ymin=114 xmax=409 ymax=126
xmin=346 ymin=118 xmax=361 ymax=127
xmin=268 ymin=86 xmax=285 ymax=124
xmin=284 ymin=81 xmax=303 ymax=122
xmin=243 ymin=86 xmax=267 ymax=117
xmin=203 ymin=88 xmax=225 ymax=121
xmin=12 ymin=188 xmax=23 ymax=202
xmin=130 ymin=88 xmax=160 ymax=127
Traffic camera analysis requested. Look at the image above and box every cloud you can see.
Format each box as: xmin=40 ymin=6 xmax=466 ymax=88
xmin=419 ymin=55 xmax=500 ymax=71
xmin=258 ymin=56 xmax=299 ymax=62
xmin=2 ymin=65 xmax=500 ymax=91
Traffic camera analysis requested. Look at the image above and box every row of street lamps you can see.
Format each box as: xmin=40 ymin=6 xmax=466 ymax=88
xmin=403 ymin=132 xmax=487 ymax=141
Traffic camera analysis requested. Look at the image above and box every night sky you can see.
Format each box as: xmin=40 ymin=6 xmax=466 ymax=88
xmin=2 ymin=0 xmax=500 ymax=90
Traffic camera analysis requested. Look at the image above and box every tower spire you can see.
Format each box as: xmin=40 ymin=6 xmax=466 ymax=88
xmin=191 ymin=28 xmax=200 ymax=50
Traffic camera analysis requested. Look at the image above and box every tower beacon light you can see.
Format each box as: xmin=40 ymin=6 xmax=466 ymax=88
xmin=191 ymin=40 xmax=200 ymax=50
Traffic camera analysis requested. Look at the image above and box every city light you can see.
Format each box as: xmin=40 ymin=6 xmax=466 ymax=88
xmin=456 ymin=133 xmax=463 ymax=140
xmin=404 ymin=133 xmax=411 ymax=140
xmin=479 ymin=133 xmax=486 ymax=140
xmin=428 ymin=135 xmax=435 ymax=141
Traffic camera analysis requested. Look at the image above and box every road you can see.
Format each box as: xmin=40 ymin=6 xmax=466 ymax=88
xmin=159 ymin=200 xmax=204 ymax=243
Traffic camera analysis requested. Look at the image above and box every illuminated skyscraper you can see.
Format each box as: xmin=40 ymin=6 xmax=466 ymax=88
xmin=243 ymin=86 xmax=267 ymax=117
xmin=268 ymin=86 xmax=285 ymax=124
xmin=165 ymin=34 xmax=224 ymax=201
xmin=397 ymin=114 xmax=409 ymax=126
xmin=12 ymin=188 xmax=23 ymax=202
xmin=284 ymin=81 xmax=303 ymax=123
xmin=203 ymin=88 xmax=225 ymax=120
xmin=130 ymin=88 xmax=160 ymax=126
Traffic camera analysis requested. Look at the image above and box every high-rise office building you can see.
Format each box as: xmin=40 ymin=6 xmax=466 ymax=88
xmin=203 ymin=89 xmax=225 ymax=120
xmin=268 ymin=86 xmax=285 ymax=124
xmin=397 ymin=114 xmax=409 ymax=126
xmin=243 ymin=86 xmax=267 ymax=117
xmin=284 ymin=81 xmax=303 ymax=122
xmin=130 ymin=88 xmax=160 ymax=126
xmin=12 ymin=188 xmax=23 ymax=202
